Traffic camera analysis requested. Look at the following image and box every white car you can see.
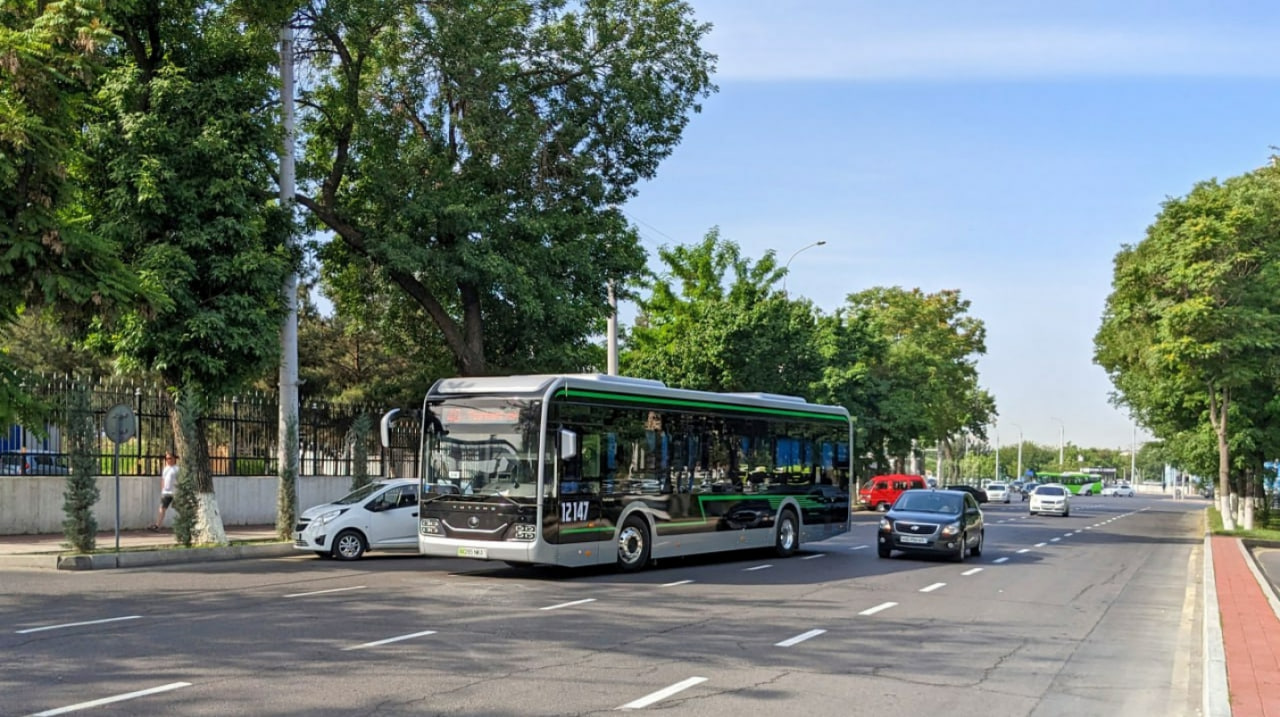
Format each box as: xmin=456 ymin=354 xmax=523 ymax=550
xmin=1101 ymin=483 xmax=1135 ymax=497
xmin=294 ymin=479 xmax=457 ymax=560
xmin=1029 ymin=483 xmax=1071 ymax=517
xmin=985 ymin=482 xmax=1011 ymax=503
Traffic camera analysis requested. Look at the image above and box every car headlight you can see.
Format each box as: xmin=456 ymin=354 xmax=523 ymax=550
xmin=315 ymin=509 xmax=344 ymax=526
xmin=940 ymin=521 xmax=961 ymax=537
xmin=879 ymin=518 xmax=892 ymax=532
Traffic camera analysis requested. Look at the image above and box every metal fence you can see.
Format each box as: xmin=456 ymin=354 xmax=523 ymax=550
xmin=2 ymin=377 xmax=417 ymax=478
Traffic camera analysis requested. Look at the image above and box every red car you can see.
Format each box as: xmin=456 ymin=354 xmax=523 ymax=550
xmin=858 ymin=474 xmax=927 ymax=511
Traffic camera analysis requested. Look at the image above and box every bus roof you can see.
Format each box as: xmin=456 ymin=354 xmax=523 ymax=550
xmin=428 ymin=374 xmax=851 ymax=420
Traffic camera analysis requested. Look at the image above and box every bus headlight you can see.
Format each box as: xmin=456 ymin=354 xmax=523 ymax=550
xmin=514 ymin=524 xmax=537 ymax=541
xmin=420 ymin=518 xmax=441 ymax=535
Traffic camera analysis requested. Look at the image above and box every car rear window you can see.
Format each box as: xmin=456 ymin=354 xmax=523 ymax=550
xmin=988 ymin=483 xmax=1006 ymax=490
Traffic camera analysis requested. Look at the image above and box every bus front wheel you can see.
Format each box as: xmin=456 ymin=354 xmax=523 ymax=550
xmin=616 ymin=516 xmax=650 ymax=572
xmin=775 ymin=509 xmax=799 ymax=558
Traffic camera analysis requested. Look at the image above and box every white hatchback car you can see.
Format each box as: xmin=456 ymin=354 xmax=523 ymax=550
xmin=294 ymin=479 xmax=458 ymax=560
xmin=1029 ymin=483 xmax=1071 ymax=517
xmin=985 ymin=482 xmax=1011 ymax=503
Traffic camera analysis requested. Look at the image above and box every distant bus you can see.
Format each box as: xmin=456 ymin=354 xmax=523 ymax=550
xmin=1035 ymin=471 xmax=1103 ymax=496
xmin=388 ymin=374 xmax=854 ymax=572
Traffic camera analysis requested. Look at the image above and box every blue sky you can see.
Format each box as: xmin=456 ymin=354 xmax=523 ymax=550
xmin=619 ymin=0 xmax=1280 ymax=450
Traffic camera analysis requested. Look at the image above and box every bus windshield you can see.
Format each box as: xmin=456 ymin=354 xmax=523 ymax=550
xmin=425 ymin=399 xmax=542 ymax=497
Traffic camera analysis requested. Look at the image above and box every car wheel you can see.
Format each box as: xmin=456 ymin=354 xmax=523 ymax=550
xmin=331 ymin=529 xmax=366 ymax=560
xmin=1064 ymin=509 xmax=1070 ymax=517
xmin=878 ymin=544 xmax=891 ymax=558
xmin=970 ymin=530 xmax=984 ymax=557
xmin=774 ymin=509 xmax=799 ymax=558
xmin=616 ymin=515 xmax=651 ymax=573
xmin=876 ymin=502 xmax=889 ymax=512
xmin=953 ymin=532 xmax=967 ymax=563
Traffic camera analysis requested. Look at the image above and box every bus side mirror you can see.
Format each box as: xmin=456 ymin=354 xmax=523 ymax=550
xmin=559 ymin=429 xmax=579 ymax=460
xmin=380 ymin=409 xmax=400 ymax=449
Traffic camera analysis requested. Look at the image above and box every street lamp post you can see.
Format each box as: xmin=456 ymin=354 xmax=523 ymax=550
xmin=994 ymin=428 xmax=1000 ymax=482
xmin=782 ymin=240 xmax=827 ymax=295
xmin=1010 ymin=422 xmax=1023 ymax=482
xmin=1050 ymin=416 xmax=1064 ymax=467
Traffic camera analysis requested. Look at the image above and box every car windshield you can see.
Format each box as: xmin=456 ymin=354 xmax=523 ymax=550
xmin=333 ymin=482 xmax=392 ymax=505
xmin=895 ymin=492 xmax=962 ymax=514
xmin=1037 ymin=486 xmax=1066 ymax=496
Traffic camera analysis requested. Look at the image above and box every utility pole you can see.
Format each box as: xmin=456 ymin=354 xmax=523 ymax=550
xmin=278 ymin=24 xmax=299 ymax=518
xmin=607 ymin=282 xmax=618 ymax=375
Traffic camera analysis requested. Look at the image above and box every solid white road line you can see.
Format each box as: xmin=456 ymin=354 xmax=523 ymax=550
xmin=16 ymin=616 xmax=142 ymax=634
xmin=920 ymin=582 xmax=946 ymax=593
xmin=962 ymin=567 xmax=983 ymax=576
xmin=775 ymin=629 xmax=827 ymax=647
xmin=617 ymin=677 xmax=708 ymax=710
xmin=745 ymin=564 xmax=773 ymax=571
xmin=343 ymin=630 xmax=437 ymax=651
xmin=994 ymin=557 xmax=1009 ymax=564
xmin=284 ymin=586 xmax=367 ymax=598
xmin=661 ymin=580 xmax=694 ymax=587
xmin=540 ymin=598 xmax=597 ymax=611
xmin=29 ymin=681 xmax=191 ymax=716
xmin=859 ymin=602 xmax=898 ymax=616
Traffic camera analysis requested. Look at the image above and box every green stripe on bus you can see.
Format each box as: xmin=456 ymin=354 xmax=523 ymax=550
xmin=552 ymin=388 xmax=848 ymax=423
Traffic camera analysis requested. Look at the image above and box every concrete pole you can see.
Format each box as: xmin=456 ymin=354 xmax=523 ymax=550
xmin=278 ymin=25 xmax=300 ymax=516
xmin=607 ymin=281 xmax=618 ymax=375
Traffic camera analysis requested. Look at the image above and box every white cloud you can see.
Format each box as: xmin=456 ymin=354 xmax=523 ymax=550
xmin=695 ymin=3 xmax=1280 ymax=81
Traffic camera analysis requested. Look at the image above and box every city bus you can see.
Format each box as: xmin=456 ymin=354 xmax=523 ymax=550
xmin=383 ymin=374 xmax=854 ymax=572
xmin=1034 ymin=471 xmax=1103 ymax=496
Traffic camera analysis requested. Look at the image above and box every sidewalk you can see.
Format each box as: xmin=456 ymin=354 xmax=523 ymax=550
xmin=0 ymin=524 xmax=287 ymax=569
xmin=1210 ymin=535 xmax=1280 ymax=717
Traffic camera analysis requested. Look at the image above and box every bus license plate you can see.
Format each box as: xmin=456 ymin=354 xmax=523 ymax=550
xmin=899 ymin=535 xmax=928 ymax=545
xmin=457 ymin=547 xmax=487 ymax=559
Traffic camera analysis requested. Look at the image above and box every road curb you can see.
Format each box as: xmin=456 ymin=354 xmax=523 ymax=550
xmin=1203 ymin=532 xmax=1232 ymax=717
xmin=0 ymin=543 xmax=296 ymax=570
xmin=1239 ymin=540 xmax=1280 ymax=622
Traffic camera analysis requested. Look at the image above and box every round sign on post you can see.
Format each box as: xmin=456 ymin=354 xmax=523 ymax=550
xmin=103 ymin=404 xmax=136 ymax=552
xmin=104 ymin=404 xmax=137 ymax=444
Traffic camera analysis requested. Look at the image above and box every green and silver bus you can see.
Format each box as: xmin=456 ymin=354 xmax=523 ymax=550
xmin=1035 ymin=471 xmax=1103 ymax=496
xmin=387 ymin=374 xmax=853 ymax=571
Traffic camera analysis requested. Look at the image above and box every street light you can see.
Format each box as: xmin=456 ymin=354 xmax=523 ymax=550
xmin=1009 ymin=422 xmax=1023 ymax=482
xmin=1050 ymin=417 xmax=1064 ymax=467
xmin=782 ymin=240 xmax=827 ymax=295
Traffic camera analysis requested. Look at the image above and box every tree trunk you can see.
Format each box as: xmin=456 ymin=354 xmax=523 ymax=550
xmin=1209 ymin=386 xmax=1235 ymax=530
xmin=167 ymin=392 xmax=229 ymax=545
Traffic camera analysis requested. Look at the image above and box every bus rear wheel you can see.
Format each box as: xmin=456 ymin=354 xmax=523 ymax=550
xmin=616 ymin=516 xmax=650 ymax=572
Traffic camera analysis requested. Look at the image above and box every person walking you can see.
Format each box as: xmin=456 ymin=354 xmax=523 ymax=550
xmin=149 ymin=452 xmax=179 ymax=531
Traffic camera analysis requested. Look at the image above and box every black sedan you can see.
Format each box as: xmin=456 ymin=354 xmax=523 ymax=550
xmin=877 ymin=489 xmax=985 ymax=562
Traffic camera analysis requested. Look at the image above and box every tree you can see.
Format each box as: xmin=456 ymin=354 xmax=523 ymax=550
xmin=623 ymin=229 xmax=822 ymax=396
xmin=81 ymin=0 xmax=296 ymax=543
xmin=1096 ymin=164 xmax=1280 ymax=529
xmin=842 ymin=287 xmax=993 ymax=473
xmin=0 ymin=0 xmax=134 ymax=425
xmin=294 ymin=0 xmax=715 ymax=376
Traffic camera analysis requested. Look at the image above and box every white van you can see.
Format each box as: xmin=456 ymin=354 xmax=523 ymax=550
xmin=294 ymin=479 xmax=456 ymax=560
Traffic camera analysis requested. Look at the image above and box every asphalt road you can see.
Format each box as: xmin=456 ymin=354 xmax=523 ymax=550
xmin=0 ymin=495 xmax=1205 ymax=717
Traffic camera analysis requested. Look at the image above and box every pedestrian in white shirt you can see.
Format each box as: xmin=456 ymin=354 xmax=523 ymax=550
xmin=149 ymin=452 xmax=179 ymax=531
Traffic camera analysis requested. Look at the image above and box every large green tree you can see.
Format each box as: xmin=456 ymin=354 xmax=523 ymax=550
xmin=1096 ymin=164 xmax=1280 ymax=529
xmin=81 ymin=0 xmax=295 ymax=543
xmin=623 ymin=229 xmax=822 ymax=396
xmin=1 ymin=0 xmax=134 ymax=424
xmin=294 ymin=0 xmax=715 ymax=376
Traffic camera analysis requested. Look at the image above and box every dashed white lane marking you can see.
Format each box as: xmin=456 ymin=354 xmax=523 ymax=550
xmin=29 ymin=682 xmax=191 ymax=716
xmin=1017 ymin=548 xmax=1030 ymax=554
xmin=745 ymin=564 xmax=773 ymax=572
xmin=962 ymin=567 xmax=984 ymax=576
xmin=994 ymin=557 xmax=1010 ymax=564
xmin=661 ymin=580 xmax=694 ymax=587
xmin=285 ymin=585 xmax=367 ymax=598
xmin=860 ymin=602 xmax=899 ymax=616
xmin=16 ymin=616 xmax=142 ymax=634
xmin=1035 ymin=542 xmax=1048 ymax=547
xmin=540 ymin=598 xmax=597 ymax=611
xmin=920 ymin=582 xmax=947 ymax=593
xmin=850 ymin=545 xmax=869 ymax=550
xmin=617 ymin=677 xmax=708 ymax=710
xmin=775 ymin=629 xmax=827 ymax=647
xmin=801 ymin=554 xmax=825 ymax=560
xmin=1051 ymin=538 xmax=1061 ymax=542
xmin=343 ymin=630 xmax=437 ymax=651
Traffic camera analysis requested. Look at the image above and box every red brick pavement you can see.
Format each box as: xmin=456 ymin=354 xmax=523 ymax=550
xmin=1213 ymin=536 xmax=1280 ymax=717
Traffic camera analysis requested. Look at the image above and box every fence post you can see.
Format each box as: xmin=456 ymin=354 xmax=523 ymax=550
xmin=231 ymin=396 xmax=239 ymax=475
xmin=134 ymin=386 xmax=144 ymax=475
